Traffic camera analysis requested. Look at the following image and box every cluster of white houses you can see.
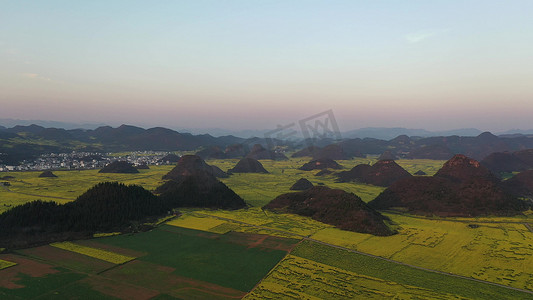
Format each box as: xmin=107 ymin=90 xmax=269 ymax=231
xmin=0 ymin=151 xmax=179 ymax=172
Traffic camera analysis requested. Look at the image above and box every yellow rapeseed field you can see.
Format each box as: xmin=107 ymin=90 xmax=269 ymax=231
xmin=310 ymin=214 xmax=533 ymax=291
xmin=166 ymin=214 xmax=227 ymax=231
xmin=0 ymin=165 xmax=174 ymax=213
xmin=244 ymin=255 xmax=466 ymax=299
xmin=197 ymin=207 xmax=331 ymax=237
xmin=0 ymin=259 xmax=17 ymax=270
xmin=167 ymin=211 xmax=308 ymax=238
xmin=93 ymin=232 xmax=121 ymax=238
xmin=51 ymin=241 xmax=135 ymax=264
xmin=0 ymin=157 xmax=444 ymax=213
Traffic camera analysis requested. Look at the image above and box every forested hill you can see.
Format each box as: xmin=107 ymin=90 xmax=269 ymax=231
xmin=0 ymin=182 xmax=166 ymax=248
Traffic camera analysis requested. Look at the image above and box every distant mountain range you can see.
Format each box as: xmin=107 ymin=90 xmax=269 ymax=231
xmin=2 ymin=119 xmax=533 ymax=139
xmin=0 ymin=124 xmax=244 ymax=165
xmin=342 ymin=127 xmax=484 ymax=140
xmin=3 ymin=122 xmax=533 ymax=166
xmin=0 ymin=118 xmax=108 ymax=130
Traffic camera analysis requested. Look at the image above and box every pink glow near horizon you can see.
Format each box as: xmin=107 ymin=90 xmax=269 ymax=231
xmin=1 ymin=1 xmax=533 ymax=132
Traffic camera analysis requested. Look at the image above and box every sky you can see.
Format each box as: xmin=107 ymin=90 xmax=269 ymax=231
xmin=1 ymin=0 xmax=532 ymax=133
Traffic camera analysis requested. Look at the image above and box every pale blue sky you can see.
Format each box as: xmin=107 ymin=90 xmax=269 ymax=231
xmin=1 ymin=1 xmax=532 ymax=131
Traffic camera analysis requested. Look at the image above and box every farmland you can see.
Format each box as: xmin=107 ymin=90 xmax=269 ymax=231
xmin=0 ymin=210 xmax=532 ymax=299
xmin=1 ymin=156 xmax=533 ymax=298
xmin=246 ymin=255 xmax=468 ymax=299
xmin=0 ymin=165 xmax=174 ymax=213
xmin=0 ymin=156 xmax=444 ymax=212
xmin=0 ymin=259 xmax=16 ymax=270
xmin=94 ymin=226 xmax=289 ymax=292
xmin=50 ymin=242 xmax=136 ymax=264
xmin=212 ymin=157 xmax=391 ymax=206
xmin=0 ymin=254 xmax=87 ymax=299
xmin=289 ymin=241 xmax=531 ymax=299
xmin=183 ymin=209 xmax=533 ymax=293
xmin=0 ymin=226 xmax=293 ymax=299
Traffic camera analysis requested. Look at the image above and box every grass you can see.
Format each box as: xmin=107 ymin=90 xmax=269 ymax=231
xmin=1 ymin=223 xmax=288 ymax=298
xmin=38 ymin=281 xmax=119 ymax=300
xmin=291 ymin=240 xmax=533 ymax=299
xmin=95 ymin=226 xmax=289 ymax=292
xmin=101 ymin=260 xmax=246 ymax=299
xmin=50 ymin=242 xmax=136 ymax=264
xmin=0 ymin=267 xmax=86 ymax=300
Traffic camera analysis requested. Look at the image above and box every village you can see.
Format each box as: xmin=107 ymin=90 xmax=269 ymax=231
xmin=0 ymin=151 xmax=178 ymax=172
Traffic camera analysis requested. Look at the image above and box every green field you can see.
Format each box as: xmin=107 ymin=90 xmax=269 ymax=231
xmin=0 ymin=225 xmax=293 ymax=299
xmin=95 ymin=226 xmax=288 ymax=292
xmin=0 ymin=258 xmax=87 ymax=300
xmin=1 ymin=156 xmax=533 ymax=298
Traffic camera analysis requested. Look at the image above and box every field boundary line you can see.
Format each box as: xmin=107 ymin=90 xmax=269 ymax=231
xmin=95 ymin=258 xmax=137 ymax=275
xmin=174 ymin=287 xmax=245 ymax=299
xmin=193 ymin=212 xmax=533 ymax=295
xmin=246 ymin=241 xmax=303 ymax=296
